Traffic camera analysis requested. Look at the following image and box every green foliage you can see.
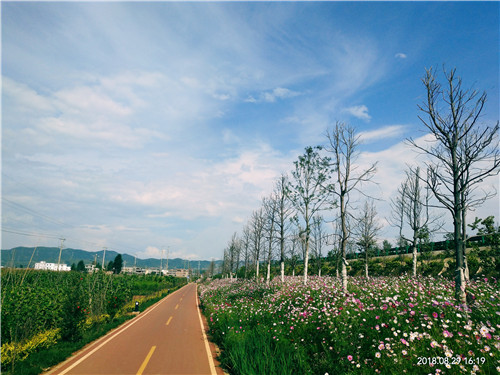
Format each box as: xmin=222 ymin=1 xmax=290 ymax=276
xmin=0 ymin=270 xmax=185 ymax=372
xmin=76 ymin=260 xmax=86 ymax=273
xmin=60 ymin=282 xmax=86 ymax=342
xmin=112 ymin=254 xmax=123 ymax=274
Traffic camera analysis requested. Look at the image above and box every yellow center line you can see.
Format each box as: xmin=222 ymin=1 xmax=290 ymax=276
xmin=175 ymin=304 xmax=179 ymax=310
xmin=166 ymin=316 xmax=173 ymax=326
xmin=136 ymin=345 xmax=156 ymax=375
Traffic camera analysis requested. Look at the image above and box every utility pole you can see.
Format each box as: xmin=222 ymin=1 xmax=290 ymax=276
xmin=166 ymin=247 xmax=169 ymax=275
xmin=160 ymin=248 xmax=164 ymax=275
xmin=57 ymin=238 xmax=65 ymax=271
xmin=102 ymin=247 xmax=107 ymax=271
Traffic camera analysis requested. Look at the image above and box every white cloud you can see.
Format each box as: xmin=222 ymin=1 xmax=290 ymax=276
xmin=263 ymin=87 xmax=300 ymax=102
xmin=343 ymin=105 xmax=371 ymax=121
xmin=358 ymin=125 xmax=407 ymax=143
xmin=395 ymin=53 xmax=407 ymax=59
xmin=247 ymin=87 xmax=301 ymax=103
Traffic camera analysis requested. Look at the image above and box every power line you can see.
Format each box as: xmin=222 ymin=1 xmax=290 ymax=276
xmin=2 ymin=197 xmax=71 ymax=228
xmin=1 ymin=227 xmax=62 ymax=240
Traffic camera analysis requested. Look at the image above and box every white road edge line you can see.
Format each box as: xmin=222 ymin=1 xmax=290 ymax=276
xmin=51 ymin=285 xmax=186 ymax=375
xmin=196 ymin=284 xmax=217 ymax=375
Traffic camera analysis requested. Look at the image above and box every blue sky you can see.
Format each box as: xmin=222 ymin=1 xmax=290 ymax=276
xmin=2 ymin=1 xmax=499 ymax=262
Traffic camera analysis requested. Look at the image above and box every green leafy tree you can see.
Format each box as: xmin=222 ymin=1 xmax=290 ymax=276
xmin=113 ymin=254 xmax=123 ymax=274
xmin=106 ymin=260 xmax=114 ymax=272
xmin=76 ymin=260 xmax=86 ymax=273
xmin=288 ymin=146 xmax=332 ymax=285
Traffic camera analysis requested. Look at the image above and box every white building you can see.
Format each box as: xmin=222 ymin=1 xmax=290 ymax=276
xmin=85 ymin=264 xmax=97 ymax=273
xmin=122 ymin=266 xmax=145 ymax=275
xmin=165 ymin=269 xmax=190 ymax=278
xmin=34 ymin=261 xmax=71 ymax=272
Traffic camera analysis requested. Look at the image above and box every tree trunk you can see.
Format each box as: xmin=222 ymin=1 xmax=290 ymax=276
xmin=303 ymin=240 xmax=309 ymax=285
xmin=341 ymin=257 xmax=348 ymax=292
xmin=412 ymin=245 xmax=417 ymax=277
xmin=336 ymin=253 xmax=340 ymax=278
xmin=412 ymin=234 xmax=418 ymax=278
xmin=454 ymin=204 xmax=466 ymax=304
xmin=462 ymin=209 xmax=470 ymax=281
xmin=365 ymin=247 xmax=369 ymax=278
xmin=280 ymin=260 xmax=285 ymax=283
xmin=266 ymin=260 xmax=271 ymax=285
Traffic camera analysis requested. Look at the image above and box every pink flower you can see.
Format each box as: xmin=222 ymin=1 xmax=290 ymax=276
xmin=443 ymin=330 xmax=453 ymax=338
xmin=347 ymin=355 xmax=353 ymax=361
xmin=432 ymin=312 xmax=438 ymax=319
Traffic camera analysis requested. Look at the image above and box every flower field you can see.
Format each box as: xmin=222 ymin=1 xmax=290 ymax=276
xmin=199 ymin=276 xmax=499 ymax=375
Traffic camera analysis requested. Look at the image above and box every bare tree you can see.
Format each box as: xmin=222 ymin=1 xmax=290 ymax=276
xmin=275 ymin=174 xmax=294 ymax=282
xmin=393 ymin=167 xmax=443 ymax=277
xmin=287 ymin=230 xmax=301 ymax=277
xmin=263 ymin=195 xmax=279 ymax=285
xmin=311 ymin=215 xmax=327 ymax=276
xmin=249 ymin=208 xmax=265 ymax=281
xmin=408 ymin=67 xmax=500 ymax=304
xmin=324 ymin=122 xmax=377 ymax=292
xmin=389 ymin=182 xmax=407 ymax=245
xmin=288 ymin=146 xmax=332 ymax=285
xmin=227 ymin=232 xmax=241 ymax=278
xmin=241 ymin=224 xmax=252 ymax=279
xmin=354 ymin=200 xmax=382 ymax=278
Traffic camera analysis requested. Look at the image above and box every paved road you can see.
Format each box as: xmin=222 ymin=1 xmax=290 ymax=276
xmin=47 ymin=283 xmax=219 ymax=375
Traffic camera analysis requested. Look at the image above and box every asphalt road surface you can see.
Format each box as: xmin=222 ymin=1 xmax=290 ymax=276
xmin=46 ymin=283 xmax=220 ymax=375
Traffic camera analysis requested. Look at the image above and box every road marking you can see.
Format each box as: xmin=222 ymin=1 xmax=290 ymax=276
xmin=166 ymin=316 xmax=173 ymax=325
xmin=51 ymin=285 xmax=188 ymax=375
xmin=196 ymin=284 xmax=217 ymax=375
xmin=136 ymin=346 xmax=156 ymax=375
xmin=175 ymin=304 xmax=179 ymax=310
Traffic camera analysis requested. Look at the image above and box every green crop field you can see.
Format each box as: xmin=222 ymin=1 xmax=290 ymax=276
xmin=1 ymin=269 xmax=186 ymax=374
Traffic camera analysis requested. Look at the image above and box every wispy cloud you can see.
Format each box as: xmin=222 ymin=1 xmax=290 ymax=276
xmin=395 ymin=52 xmax=407 ymax=59
xmin=246 ymin=87 xmax=300 ymax=103
xmin=343 ymin=105 xmax=371 ymax=121
xmin=358 ymin=125 xmax=407 ymax=143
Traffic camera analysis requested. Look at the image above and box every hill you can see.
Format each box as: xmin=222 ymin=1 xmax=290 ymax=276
xmin=1 ymin=247 xmax=219 ymax=270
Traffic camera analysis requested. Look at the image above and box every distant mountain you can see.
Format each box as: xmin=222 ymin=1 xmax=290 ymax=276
xmin=1 ymin=247 xmax=220 ymax=270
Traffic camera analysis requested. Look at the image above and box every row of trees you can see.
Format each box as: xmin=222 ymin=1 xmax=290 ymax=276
xmin=70 ymin=254 xmax=123 ymax=274
xmin=220 ymin=67 xmax=499 ymax=304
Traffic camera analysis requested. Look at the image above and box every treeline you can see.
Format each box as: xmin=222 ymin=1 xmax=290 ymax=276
xmin=218 ymin=67 xmax=499 ymax=306
xmin=71 ymin=253 xmax=123 ymax=273
xmin=219 ymin=217 xmax=498 ymax=280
